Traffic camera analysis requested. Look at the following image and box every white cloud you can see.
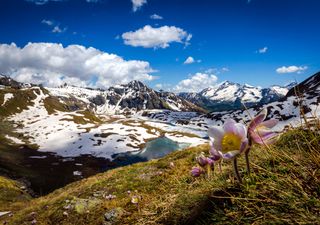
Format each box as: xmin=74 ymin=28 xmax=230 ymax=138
xmin=183 ymin=56 xmax=201 ymax=65
xmin=122 ymin=25 xmax=192 ymax=49
xmin=205 ymin=67 xmax=229 ymax=74
xmin=132 ymin=0 xmax=147 ymax=12
xmin=174 ymin=73 xmax=218 ymax=93
xmin=184 ymin=57 xmax=194 ymax=64
xmin=0 ymin=43 xmax=156 ymax=88
xmin=52 ymin=25 xmax=66 ymax=33
xmin=150 ymin=14 xmax=163 ymax=20
xmin=27 ymin=0 xmax=98 ymax=4
xmin=41 ymin=19 xmax=54 ymax=26
xmin=258 ymin=46 xmax=268 ymax=54
xmin=41 ymin=19 xmax=67 ymax=33
xmin=276 ymin=65 xmax=308 ymax=74
xmin=221 ymin=67 xmax=229 ymax=72
xmin=26 ymin=0 xmax=64 ymax=5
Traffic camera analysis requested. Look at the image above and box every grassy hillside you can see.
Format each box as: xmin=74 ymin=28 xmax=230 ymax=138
xmin=0 ymin=125 xmax=319 ymax=225
xmin=0 ymin=176 xmax=31 ymax=211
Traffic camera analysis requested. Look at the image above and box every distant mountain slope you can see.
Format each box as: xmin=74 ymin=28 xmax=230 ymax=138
xmin=178 ymin=81 xmax=296 ymax=112
xmin=48 ymin=80 xmax=205 ymax=114
xmin=0 ymin=76 xmax=205 ymax=114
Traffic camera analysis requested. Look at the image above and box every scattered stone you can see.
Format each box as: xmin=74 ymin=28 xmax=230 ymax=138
xmin=31 ymin=219 xmax=37 ymax=224
xmin=63 ymin=204 xmax=71 ymax=210
xmin=104 ymin=208 xmax=124 ymax=222
xmin=74 ymin=198 xmax=101 ymax=214
xmin=0 ymin=212 xmax=11 ymax=218
xmin=63 ymin=211 xmax=68 ymax=217
xmin=73 ymin=171 xmax=82 ymax=176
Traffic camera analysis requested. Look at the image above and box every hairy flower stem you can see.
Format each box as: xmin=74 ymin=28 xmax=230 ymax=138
xmin=232 ymin=158 xmax=242 ymax=183
xmin=207 ymin=164 xmax=212 ymax=178
xmin=245 ymin=138 xmax=253 ymax=175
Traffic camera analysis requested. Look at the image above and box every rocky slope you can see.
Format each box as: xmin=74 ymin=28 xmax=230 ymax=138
xmin=48 ymin=80 xmax=205 ymax=114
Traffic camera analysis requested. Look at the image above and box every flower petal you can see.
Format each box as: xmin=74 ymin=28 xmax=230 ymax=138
xmin=209 ymin=144 xmax=222 ymax=160
xmin=251 ymin=132 xmax=278 ymax=145
xmin=222 ymin=150 xmax=241 ymax=161
xmin=251 ymin=128 xmax=274 ymax=137
xmin=208 ymin=126 xmax=224 ymax=142
xmin=191 ymin=167 xmax=204 ymax=177
xmin=260 ymin=119 xmax=279 ymax=129
xmin=240 ymin=138 xmax=248 ymax=153
xmin=248 ymin=109 xmax=267 ymax=131
xmin=235 ymin=123 xmax=247 ymax=139
xmin=223 ymin=119 xmax=237 ymax=134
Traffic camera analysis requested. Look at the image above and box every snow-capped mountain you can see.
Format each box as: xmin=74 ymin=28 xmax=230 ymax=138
xmin=48 ymin=80 xmax=205 ymax=114
xmin=179 ymin=81 xmax=295 ymax=112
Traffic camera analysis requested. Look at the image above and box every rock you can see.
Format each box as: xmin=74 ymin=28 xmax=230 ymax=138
xmin=63 ymin=211 xmax=68 ymax=217
xmin=31 ymin=219 xmax=37 ymax=224
xmin=74 ymin=198 xmax=101 ymax=214
xmin=104 ymin=208 xmax=124 ymax=222
xmin=0 ymin=212 xmax=11 ymax=218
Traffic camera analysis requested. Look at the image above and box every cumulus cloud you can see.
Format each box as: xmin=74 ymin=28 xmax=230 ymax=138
xmin=150 ymin=14 xmax=163 ymax=20
xmin=258 ymin=46 xmax=268 ymax=54
xmin=132 ymin=0 xmax=147 ymax=12
xmin=122 ymin=25 xmax=192 ymax=49
xmin=276 ymin=65 xmax=308 ymax=74
xmin=174 ymin=73 xmax=218 ymax=93
xmin=0 ymin=43 xmax=156 ymax=88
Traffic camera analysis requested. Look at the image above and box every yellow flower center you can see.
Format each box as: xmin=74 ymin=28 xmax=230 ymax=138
xmin=221 ymin=133 xmax=242 ymax=153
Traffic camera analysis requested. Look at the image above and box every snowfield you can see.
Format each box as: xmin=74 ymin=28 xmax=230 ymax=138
xmin=5 ymin=87 xmax=206 ymax=159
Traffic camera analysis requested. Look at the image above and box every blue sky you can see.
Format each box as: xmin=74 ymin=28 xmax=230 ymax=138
xmin=0 ymin=0 xmax=319 ymax=91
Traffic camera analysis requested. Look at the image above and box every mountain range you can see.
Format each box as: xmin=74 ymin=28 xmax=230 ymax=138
xmin=0 ymin=74 xmax=296 ymax=114
xmin=179 ymin=81 xmax=296 ymax=112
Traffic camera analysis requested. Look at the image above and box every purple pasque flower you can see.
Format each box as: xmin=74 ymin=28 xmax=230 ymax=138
xmin=196 ymin=152 xmax=215 ymax=167
xmin=248 ymin=108 xmax=279 ymax=145
xmin=208 ymin=119 xmax=248 ymax=161
xmin=191 ymin=167 xmax=205 ymax=177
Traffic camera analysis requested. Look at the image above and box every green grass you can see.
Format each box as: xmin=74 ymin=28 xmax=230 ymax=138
xmin=0 ymin=126 xmax=319 ymax=224
xmin=0 ymin=176 xmax=31 ymax=211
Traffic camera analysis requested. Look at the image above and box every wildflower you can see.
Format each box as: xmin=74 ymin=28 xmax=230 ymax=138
xmin=208 ymin=119 xmax=248 ymax=182
xmin=248 ymin=108 xmax=279 ymax=145
xmin=131 ymin=196 xmax=139 ymax=204
xmin=245 ymin=108 xmax=279 ymax=174
xmin=191 ymin=166 xmax=205 ymax=177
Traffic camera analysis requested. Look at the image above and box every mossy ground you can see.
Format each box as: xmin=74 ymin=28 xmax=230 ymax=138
xmin=0 ymin=127 xmax=319 ymax=225
xmin=0 ymin=176 xmax=31 ymax=211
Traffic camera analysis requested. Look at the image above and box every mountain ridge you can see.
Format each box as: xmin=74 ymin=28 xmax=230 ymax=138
xmin=178 ymin=80 xmax=296 ymax=112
